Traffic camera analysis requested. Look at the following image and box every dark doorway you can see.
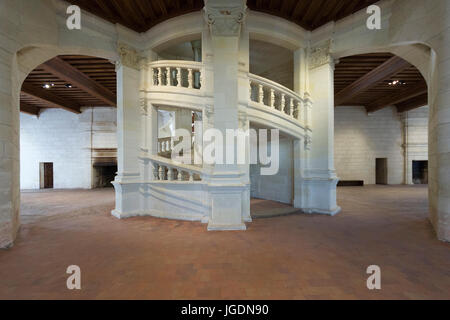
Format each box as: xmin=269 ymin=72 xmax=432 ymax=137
xmin=93 ymin=164 xmax=117 ymax=188
xmin=376 ymin=158 xmax=388 ymax=185
xmin=39 ymin=162 xmax=53 ymax=189
xmin=412 ymin=160 xmax=428 ymax=184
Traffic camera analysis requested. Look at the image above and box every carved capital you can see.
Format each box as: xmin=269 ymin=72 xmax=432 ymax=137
xmin=309 ymin=40 xmax=333 ymax=70
xmin=117 ymin=42 xmax=141 ymax=70
xmin=204 ymin=0 xmax=246 ymax=37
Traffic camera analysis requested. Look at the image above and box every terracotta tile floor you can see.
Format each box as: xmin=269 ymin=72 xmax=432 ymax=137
xmin=0 ymin=185 xmax=449 ymax=300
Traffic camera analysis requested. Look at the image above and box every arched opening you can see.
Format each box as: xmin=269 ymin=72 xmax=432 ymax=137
xmin=333 ymin=50 xmax=430 ymax=230
xmin=18 ymin=53 xmax=118 ymax=224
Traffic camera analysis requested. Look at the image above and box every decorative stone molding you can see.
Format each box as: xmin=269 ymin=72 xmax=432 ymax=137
xmin=238 ymin=110 xmax=248 ymax=128
xmin=117 ymin=42 xmax=141 ymax=70
xmin=304 ymin=135 xmax=312 ymax=150
xmin=204 ymin=0 xmax=247 ymax=37
xmin=309 ymin=40 xmax=333 ymax=70
xmin=140 ymin=98 xmax=148 ymax=116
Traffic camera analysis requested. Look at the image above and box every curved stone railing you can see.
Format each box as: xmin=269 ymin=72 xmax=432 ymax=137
xmin=249 ymin=73 xmax=304 ymax=123
xmin=149 ymin=60 xmax=203 ymax=89
xmin=146 ymin=154 xmax=204 ymax=182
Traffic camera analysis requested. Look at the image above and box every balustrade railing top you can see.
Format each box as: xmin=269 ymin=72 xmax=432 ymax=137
xmin=148 ymin=60 xmax=203 ymax=90
xmin=249 ymin=73 xmax=306 ymax=123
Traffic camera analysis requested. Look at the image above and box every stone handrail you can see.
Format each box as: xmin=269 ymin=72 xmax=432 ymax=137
xmin=149 ymin=60 xmax=203 ymax=89
xmin=249 ymin=73 xmax=304 ymax=122
xmin=145 ymin=154 xmax=204 ymax=182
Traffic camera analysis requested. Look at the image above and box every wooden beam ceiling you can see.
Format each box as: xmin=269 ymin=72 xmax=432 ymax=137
xmin=61 ymin=0 xmax=380 ymax=33
xmin=335 ymin=56 xmax=411 ymax=106
xmin=20 ymin=102 xmax=40 ymax=116
xmin=65 ymin=0 xmax=204 ymax=33
xmin=20 ymin=55 xmax=116 ymax=115
xmin=366 ymin=82 xmax=428 ymax=113
xmin=334 ymin=53 xmax=428 ymax=113
xmin=396 ymin=94 xmax=428 ymax=113
xmin=41 ymin=57 xmax=116 ymax=106
xmin=21 ymin=83 xmax=81 ymax=114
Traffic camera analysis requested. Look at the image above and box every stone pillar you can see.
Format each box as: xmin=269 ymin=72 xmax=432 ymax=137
xmin=204 ymin=0 xmax=247 ymax=230
xmin=304 ymin=41 xmax=340 ymax=215
xmin=0 ymin=53 xmax=20 ymax=248
xmin=112 ymin=43 xmax=142 ymax=219
xmin=429 ymin=46 xmax=450 ymax=242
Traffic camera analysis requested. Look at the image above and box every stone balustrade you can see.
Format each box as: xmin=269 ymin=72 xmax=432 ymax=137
xmin=147 ymin=155 xmax=204 ymax=182
xmin=249 ymin=73 xmax=304 ymax=122
xmin=149 ymin=60 xmax=203 ymax=89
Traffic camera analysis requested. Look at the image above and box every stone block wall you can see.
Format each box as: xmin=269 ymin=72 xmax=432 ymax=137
xmin=334 ymin=105 xmax=428 ymax=185
xmin=20 ymin=107 xmax=117 ymax=190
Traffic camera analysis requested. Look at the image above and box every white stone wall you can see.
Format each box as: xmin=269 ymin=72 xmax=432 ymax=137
xmin=20 ymin=107 xmax=116 ymax=190
xmin=404 ymin=106 xmax=429 ymax=184
xmin=250 ymin=137 xmax=293 ymax=204
xmin=334 ymin=106 xmax=428 ymax=185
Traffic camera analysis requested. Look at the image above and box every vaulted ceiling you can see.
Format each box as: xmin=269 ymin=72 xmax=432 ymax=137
xmin=63 ymin=0 xmax=380 ymax=33
xmin=20 ymin=55 xmax=116 ymax=116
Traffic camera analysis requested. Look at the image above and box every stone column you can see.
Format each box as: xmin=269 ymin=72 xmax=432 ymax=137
xmin=112 ymin=43 xmax=142 ymax=219
xmin=204 ymin=0 xmax=247 ymax=230
xmin=429 ymin=46 xmax=450 ymax=242
xmin=304 ymin=41 xmax=340 ymax=215
xmin=0 ymin=52 xmax=20 ymax=248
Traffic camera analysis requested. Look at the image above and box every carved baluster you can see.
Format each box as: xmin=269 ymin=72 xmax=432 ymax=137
xmin=281 ymin=93 xmax=286 ymax=113
xmin=258 ymin=84 xmax=264 ymax=104
xmin=177 ymin=170 xmax=183 ymax=181
xmin=270 ymin=89 xmax=275 ymax=108
xmin=157 ymin=67 xmax=162 ymax=86
xmin=159 ymin=165 xmax=165 ymax=180
xmin=167 ymin=168 xmax=174 ymax=181
xmin=176 ymin=67 xmax=182 ymax=87
xmin=290 ymin=98 xmax=294 ymax=117
xmin=188 ymin=68 xmax=193 ymax=88
xmin=166 ymin=67 xmax=171 ymax=86
xmin=189 ymin=172 xmax=194 ymax=182
xmin=249 ymin=81 xmax=253 ymax=101
xmin=153 ymin=163 xmax=159 ymax=180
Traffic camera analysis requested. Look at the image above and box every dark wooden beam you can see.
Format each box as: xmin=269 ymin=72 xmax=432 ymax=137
xmin=21 ymin=83 xmax=81 ymax=114
xmin=366 ymin=82 xmax=428 ymax=113
xmin=335 ymin=56 xmax=411 ymax=106
xmin=20 ymin=102 xmax=40 ymax=116
xmin=42 ymin=57 xmax=116 ymax=106
xmin=396 ymin=93 xmax=428 ymax=113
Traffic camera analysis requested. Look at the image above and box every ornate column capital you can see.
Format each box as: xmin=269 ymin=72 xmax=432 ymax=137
xmin=309 ymin=40 xmax=334 ymax=70
xmin=117 ymin=42 xmax=141 ymax=70
xmin=204 ymin=0 xmax=247 ymax=37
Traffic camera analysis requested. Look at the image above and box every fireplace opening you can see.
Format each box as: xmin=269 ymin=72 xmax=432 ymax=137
xmin=412 ymin=160 xmax=428 ymax=184
xmin=93 ymin=163 xmax=117 ymax=188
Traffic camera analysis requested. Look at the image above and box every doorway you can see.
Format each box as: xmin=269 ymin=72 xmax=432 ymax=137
xmin=376 ymin=158 xmax=388 ymax=185
xmin=39 ymin=162 xmax=53 ymax=189
xmin=412 ymin=160 xmax=428 ymax=184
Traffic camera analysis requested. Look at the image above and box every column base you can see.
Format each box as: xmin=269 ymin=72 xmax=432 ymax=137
xmin=301 ymin=170 xmax=340 ymax=216
xmin=208 ymin=183 xmax=247 ymax=231
xmin=111 ymin=173 xmax=141 ymax=219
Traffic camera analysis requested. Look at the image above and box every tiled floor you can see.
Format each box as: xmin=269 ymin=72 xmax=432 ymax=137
xmin=0 ymin=185 xmax=449 ymax=300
